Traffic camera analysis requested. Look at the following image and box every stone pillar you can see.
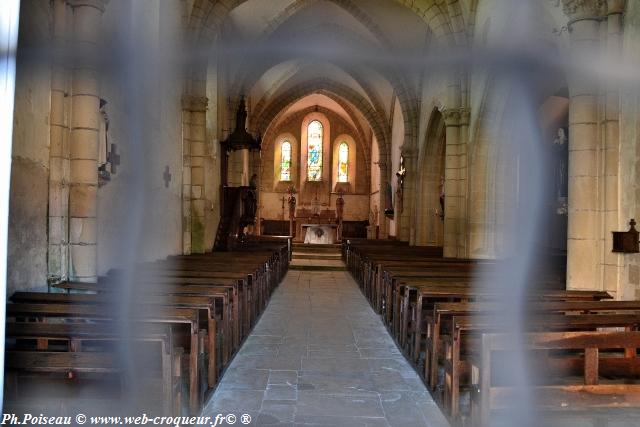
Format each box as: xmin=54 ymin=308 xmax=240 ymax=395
xmin=602 ymin=0 xmax=625 ymax=296
xmin=378 ymin=161 xmax=389 ymax=239
xmin=182 ymin=95 xmax=208 ymax=254
xmin=564 ymin=0 xmax=602 ymax=290
xmin=457 ymin=108 xmax=470 ymax=257
xmin=68 ymin=0 xmax=108 ymax=282
xmin=48 ymin=0 xmax=71 ymax=282
xmin=181 ymin=97 xmax=193 ymax=255
xmin=443 ymin=108 xmax=462 ymax=258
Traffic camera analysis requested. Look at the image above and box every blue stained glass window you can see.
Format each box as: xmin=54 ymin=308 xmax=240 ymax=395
xmin=307 ymin=120 xmax=323 ymax=181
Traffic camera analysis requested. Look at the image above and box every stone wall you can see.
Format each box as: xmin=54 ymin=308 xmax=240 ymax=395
xmin=7 ymin=1 xmax=186 ymax=292
xmin=619 ymin=0 xmax=640 ymax=299
xmin=8 ymin=0 xmax=52 ymax=293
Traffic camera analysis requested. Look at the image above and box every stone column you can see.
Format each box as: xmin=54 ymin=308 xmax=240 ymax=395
xmin=563 ymin=0 xmax=603 ymax=290
xmin=378 ymin=161 xmax=389 ymax=239
xmin=442 ymin=108 xmax=462 ymax=258
xmin=457 ymin=108 xmax=470 ymax=257
xmin=48 ymin=0 xmax=71 ymax=282
xmin=68 ymin=0 xmax=107 ymax=282
xmin=181 ymin=97 xmax=193 ymax=254
xmin=182 ymin=95 xmax=208 ymax=254
xmin=603 ymin=0 xmax=625 ymax=296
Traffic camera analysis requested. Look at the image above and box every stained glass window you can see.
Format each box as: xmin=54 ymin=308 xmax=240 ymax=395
xmin=280 ymin=140 xmax=292 ymax=181
xmin=338 ymin=142 xmax=349 ymax=182
xmin=307 ymin=120 xmax=323 ymax=181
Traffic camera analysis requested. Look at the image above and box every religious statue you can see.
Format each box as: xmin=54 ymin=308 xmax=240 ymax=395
xmin=287 ymin=185 xmax=297 ymax=216
xmin=287 ymin=185 xmax=297 ymax=237
xmin=552 ymin=127 xmax=568 ymax=199
xmin=335 ymin=190 xmax=345 ymax=221
xmin=395 ymin=154 xmax=406 ymax=215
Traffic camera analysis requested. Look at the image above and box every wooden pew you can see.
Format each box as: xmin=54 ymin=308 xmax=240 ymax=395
xmin=470 ymin=331 xmax=640 ymax=427
xmin=425 ymin=300 xmax=640 ymax=392
xmin=53 ymin=280 xmax=234 ymax=368
xmin=4 ymin=322 xmax=178 ymax=415
xmin=6 ymin=302 xmax=202 ymax=414
xmin=12 ymin=242 xmax=290 ymax=417
xmin=406 ymin=281 xmax=611 ymax=366
xmin=445 ymin=313 xmax=640 ymax=421
xmin=11 ymin=292 xmax=220 ymax=388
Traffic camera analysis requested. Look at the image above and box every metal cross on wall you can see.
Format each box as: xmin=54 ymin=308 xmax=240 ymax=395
xmin=163 ymin=166 xmax=172 ymax=188
xmin=106 ymin=144 xmax=121 ymax=174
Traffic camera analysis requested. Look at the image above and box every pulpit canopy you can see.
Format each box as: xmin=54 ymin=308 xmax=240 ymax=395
xmin=221 ymin=98 xmax=261 ymax=152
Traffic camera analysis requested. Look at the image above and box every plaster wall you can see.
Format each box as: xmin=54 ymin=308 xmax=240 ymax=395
xmin=97 ymin=0 xmax=184 ymax=274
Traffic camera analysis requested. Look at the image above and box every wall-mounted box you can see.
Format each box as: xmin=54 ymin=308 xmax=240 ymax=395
xmin=612 ymin=219 xmax=639 ymax=253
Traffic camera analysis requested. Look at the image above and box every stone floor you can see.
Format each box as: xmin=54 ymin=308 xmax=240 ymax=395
xmin=202 ymin=269 xmax=450 ymax=427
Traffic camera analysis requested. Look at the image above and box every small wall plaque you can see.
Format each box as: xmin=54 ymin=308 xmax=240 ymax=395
xmin=612 ymin=219 xmax=640 ymax=253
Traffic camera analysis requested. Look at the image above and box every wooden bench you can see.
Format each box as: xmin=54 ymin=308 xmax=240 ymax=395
xmin=425 ymin=300 xmax=640 ymax=392
xmin=470 ymin=331 xmax=640 ymax=427
xmin=11 ymin=291 xmax=220 ymax=388
xmin=13 ymin=243 xmax=289 ymax=416
xmin=445 ymin=313 xmax=640 ymax=421
xmin=4 ymin=322 xmax=179 ymax=415
xmin=6 ymin=302 xmax=202 ymax=414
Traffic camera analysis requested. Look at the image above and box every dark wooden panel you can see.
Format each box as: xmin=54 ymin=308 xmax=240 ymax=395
xmin=342 ymin=221 xmax=368 ymax=238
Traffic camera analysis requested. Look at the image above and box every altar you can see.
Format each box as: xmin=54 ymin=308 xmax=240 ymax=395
xmin=302 ymin=224 xmax=338 ymax=244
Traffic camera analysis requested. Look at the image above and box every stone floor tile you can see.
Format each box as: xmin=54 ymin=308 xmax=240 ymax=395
xmin=265 ymin=384 xmax=298 ymax=401
xmin=268 ymin=370 xmax=299 ymax=385
xmin=296 ymin=394 xmax=384 ymax=418
xmin=203 ymin=268 xmax=448 ymax=427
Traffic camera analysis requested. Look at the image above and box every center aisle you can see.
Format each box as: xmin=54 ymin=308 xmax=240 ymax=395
xmin=202 ymin=266 xmax=450 ymax=427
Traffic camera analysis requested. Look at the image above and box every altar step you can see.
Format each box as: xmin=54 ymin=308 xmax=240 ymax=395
xmin=290 ymin=244 xmax=345 ymax=271
xmin=292 ymin=243 xmax=341 ymax=252
xmin=291 ymin=252 xmax=342 ymax=260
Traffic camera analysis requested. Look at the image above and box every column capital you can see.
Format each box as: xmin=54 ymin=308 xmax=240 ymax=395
xmin=400 ymin=145 xmax=418 ymax=159
xmin=607 ymin=0 xmax=626 ymax=14
xmin=442 ymin=108 xmax=461 ymax=127
xmin=182 ymin=95 xmax=208 ymax=112
xmin=67 ymin=0 xmax=109 ymax=12
xmin=562 ymin=0 xmax=606 ymax=22
xmin=459 ymin=108 xmax=470 ymax=126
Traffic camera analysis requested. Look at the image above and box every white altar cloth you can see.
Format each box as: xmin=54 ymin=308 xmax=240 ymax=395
xmin=302 ymin=224 xmax=338 ymax=244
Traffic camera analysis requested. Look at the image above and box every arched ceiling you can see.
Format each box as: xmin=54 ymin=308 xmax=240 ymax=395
xmin=224 ymin=0 xmax=431 ymax=50
xmin=186 ymin=0 xmax=476 ymax=162
xmin=215 ymin=0 xmax=435 ymax=153
xmin=275 ymin=93 xmax=361 ymax=131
